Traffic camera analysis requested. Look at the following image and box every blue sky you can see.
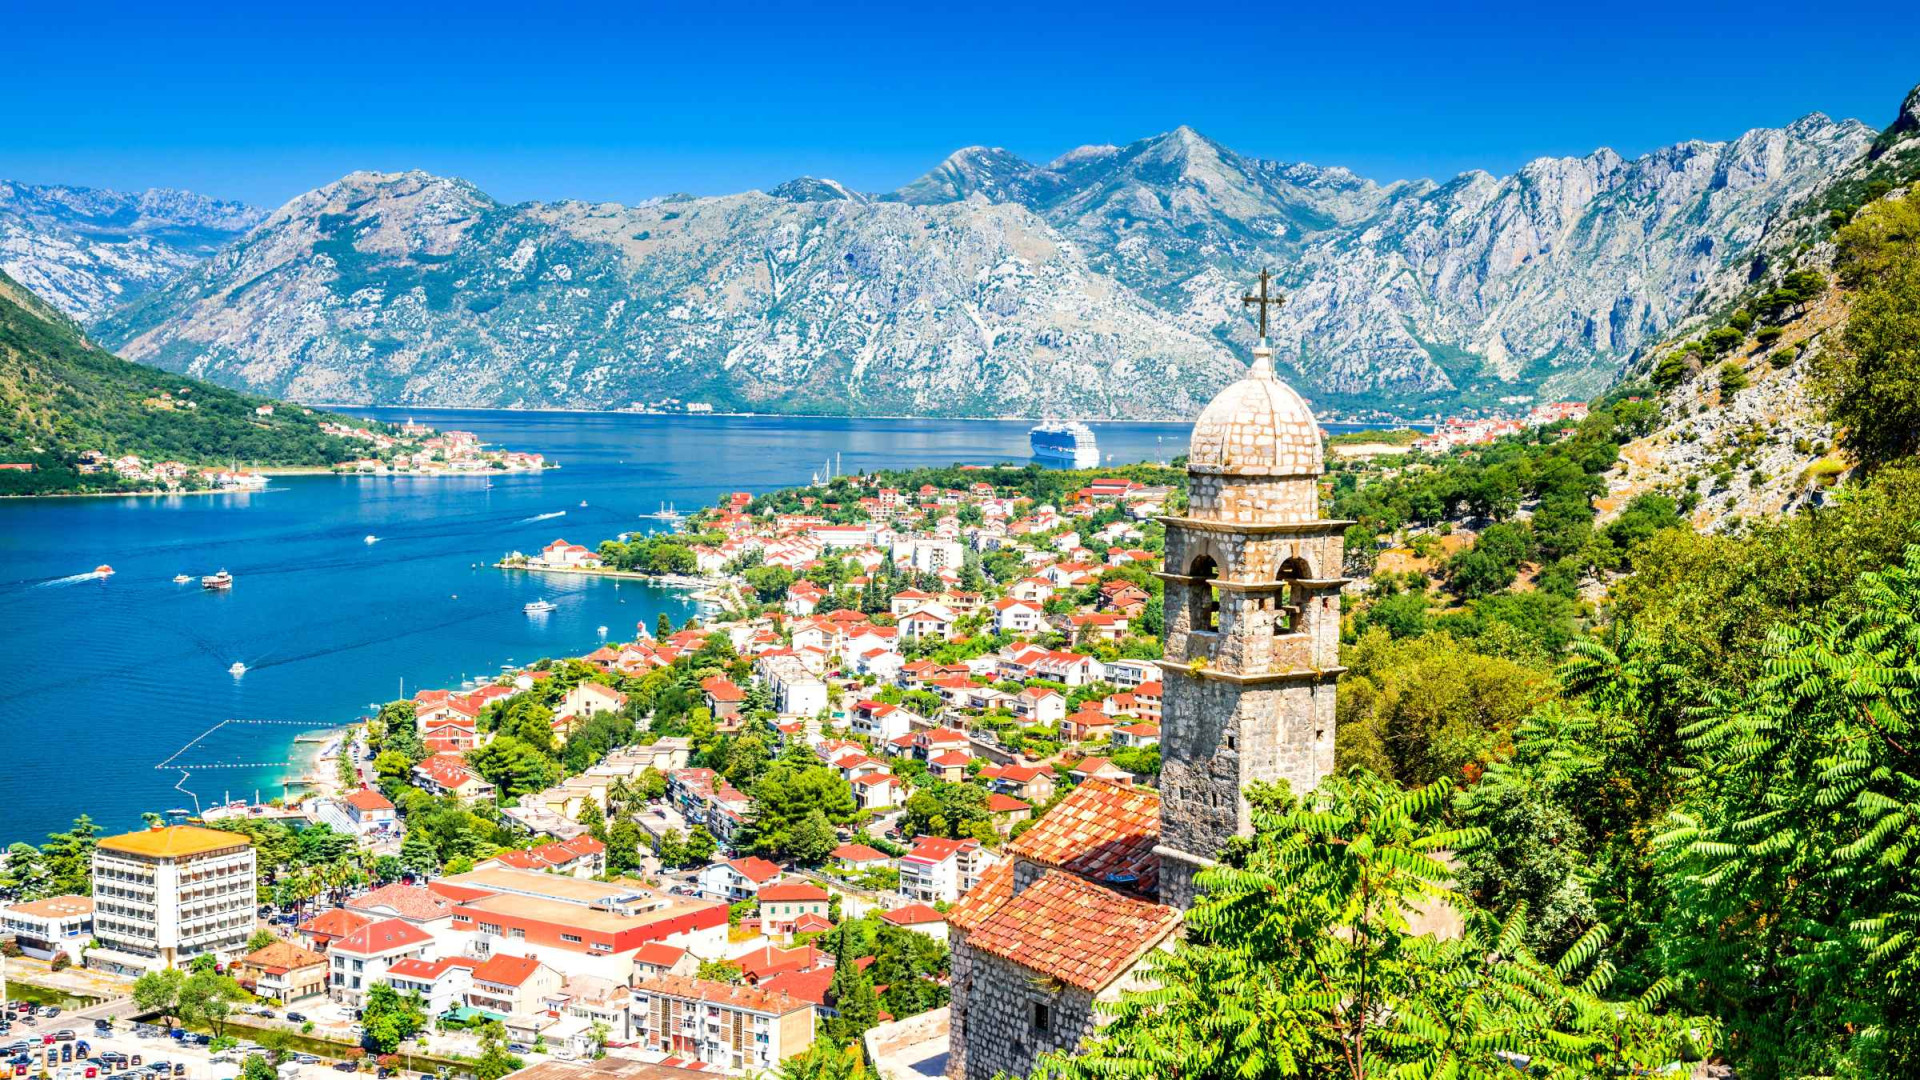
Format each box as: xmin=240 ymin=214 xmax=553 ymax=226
xmin=5 ymin=1 xmax=1916 ymax=209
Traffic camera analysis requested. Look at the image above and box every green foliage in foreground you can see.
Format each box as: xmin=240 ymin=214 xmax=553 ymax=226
xmin=1037 ymin=774 xmax=1698 ymax=1079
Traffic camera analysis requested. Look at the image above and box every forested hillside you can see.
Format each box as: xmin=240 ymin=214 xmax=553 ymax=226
xmin=0 ymin=268 xmax=369 ymax=495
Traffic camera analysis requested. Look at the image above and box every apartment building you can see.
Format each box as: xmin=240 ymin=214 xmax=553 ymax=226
xmin=88 ymin=825 xmax=256 ymax=973
xmin=633 ymin=975 xmax=815 ymax=1074
xmin=328 ymin=918 xmax=433 ymax=1010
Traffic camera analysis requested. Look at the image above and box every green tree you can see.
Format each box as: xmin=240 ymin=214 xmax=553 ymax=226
xmin=788 ymin=810 xmax=840 ymax=867
xmin=1816 ymin=196 xmax=1920 ymax=472
xmin=826 ymin=910 xmax=879 ymax=1042
xmin=359 ymin=982 xmax=427 ymax=1053
xmin=696 ymin=959 xmax=744 ymax=984
xmin=177 ymin=970 xmax=245 ymax=1037
xmin=473 ymin=1023 xmax=524 ymax=1080
xmin=241 ymin=1056 xmax=278 ymax=1080
xmin=1656 ymin=543 xmax=1920 ymax=1076
xmin=1039 ymin=773 xmax=1694 ymax=1079
xmin=745 ymin=763 xmax=857 ymax=859
xmin=132 ymin=968 xmax=185 ymax=1027
xmin=399 ymin=829 xmax=440 ymax=877
xmin=246 ymin=929 xmax=277 ymax=952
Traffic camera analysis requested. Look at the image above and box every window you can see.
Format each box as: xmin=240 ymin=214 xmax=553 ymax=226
xmin=1032 ymin=1002 xmax=1051 ymax=1035
xmin=561 ymin=934 xmax=582 ymax=943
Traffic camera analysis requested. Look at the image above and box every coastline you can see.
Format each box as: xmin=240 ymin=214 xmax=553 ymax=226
xmin=1 ymin=465 xmax=554 ymax=500
xmin=331 ymin=403 xmax=1432 ymax=429
xmin=495 ymin=562 xmax=719 ymax=590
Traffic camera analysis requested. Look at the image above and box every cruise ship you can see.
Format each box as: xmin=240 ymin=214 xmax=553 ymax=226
xmin=1029 ymin=420 xmax=1099 ymax=469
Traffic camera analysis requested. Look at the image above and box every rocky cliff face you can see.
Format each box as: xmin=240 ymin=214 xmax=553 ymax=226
xmin=85 ymin=104 xmax=1884 ymax=417
xmin=0 ymin=181 xmax=265 ymax=319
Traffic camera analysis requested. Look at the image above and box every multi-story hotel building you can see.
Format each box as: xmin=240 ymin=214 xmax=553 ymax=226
xmin=89 ymin=825 xmax=256 ymax=972
xmin=632 ymin=975 xmax=814 ymax=1075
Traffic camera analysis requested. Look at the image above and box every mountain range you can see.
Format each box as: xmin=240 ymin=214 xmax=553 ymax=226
xmin=0 ymin=181 xmax=265 ymax=320
xmin=18 ymin=87 xmax=1918 ymax=419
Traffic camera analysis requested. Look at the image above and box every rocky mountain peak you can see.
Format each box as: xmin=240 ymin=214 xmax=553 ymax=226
xmin=768 ymin=176 xmax=867 ymax=203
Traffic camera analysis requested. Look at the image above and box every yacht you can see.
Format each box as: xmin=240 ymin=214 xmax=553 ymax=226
xmin=524 ymin=598 xmax=557 ymax=613
xmin=228 ymin=662 xmax=247 ymax=676
xmin=1029 ymin=420 xmax=1099 ymax=468
xmin=202 ymin=570 xmax=233 ymax=590
xmin=364 ymin=535 xmax=379 ymax=545
xmin=596 ymin=625 xmax=609 ymax=636
xmin=173 ymin=573 xmax=193 ymax=584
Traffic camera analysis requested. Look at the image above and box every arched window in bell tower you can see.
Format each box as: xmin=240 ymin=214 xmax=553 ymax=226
xmin=1275 ymin=556 xmax=1310 ymax=635
xmin=1188 ymin=555 xmax=1220 ymax=632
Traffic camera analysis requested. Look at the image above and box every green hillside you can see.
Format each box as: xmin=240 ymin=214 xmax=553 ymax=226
xmin=0 ymin=268 xmax=372 ymax=495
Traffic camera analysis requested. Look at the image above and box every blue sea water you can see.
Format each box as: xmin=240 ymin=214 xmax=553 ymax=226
xmin=0 ymin=410 xmax=1380 ymax=843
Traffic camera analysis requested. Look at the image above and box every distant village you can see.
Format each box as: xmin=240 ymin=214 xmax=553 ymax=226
xmin=85 ymin=415 xmax=548 ymax=490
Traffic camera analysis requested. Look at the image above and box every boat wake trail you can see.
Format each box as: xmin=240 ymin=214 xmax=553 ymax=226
xmin=516 ymin=510 xmax=567 ymax=524
xmin=34 ymin=571 xmax=108 ymax=588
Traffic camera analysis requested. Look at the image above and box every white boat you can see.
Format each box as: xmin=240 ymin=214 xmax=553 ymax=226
xmin=228 ymin=661 xmax=247 ymax=676
xmin=524 ymin=599 xmax=557 ymax=613
xmin=579 ymin=500 xmax=589 ymax=508
xmin=363 ymin=535 xmax=379 ymax=545
xmin=1030 ymin=420 xmax=1100 ymax=468
xmin=202 ymin=570 xmax=233 ymax=590
xmin=173 ymin=573 xmax=193 ymax=584
xmin=596 ymin=625 xmax=609 ymax=635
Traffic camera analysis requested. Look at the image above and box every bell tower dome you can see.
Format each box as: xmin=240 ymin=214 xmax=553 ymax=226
xmin=1155 ymin=336 xmax=1350 ymax=909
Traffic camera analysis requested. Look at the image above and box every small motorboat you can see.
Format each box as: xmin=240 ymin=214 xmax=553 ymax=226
xmin=228 ymin=662 xmax=247 ymax=676
xmin=94 ymin=565 xmax=115 ymax=576
xmin=363 ymin=535 xmax=379 ymax=545
xmin=596 ymin=625 xmax=609 ymax=635
xmin=579 ymin=500 xmax=589 ymax=508
xmin=202 ymin=570 xmax=233 ymax=590
xmin=173 ymin=573 xmax=193 ymax=584
xmin=524 ymin=599 xmax=557 ymax=613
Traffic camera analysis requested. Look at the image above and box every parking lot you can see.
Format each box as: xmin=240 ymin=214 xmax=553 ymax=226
xmin=0 ymin=1007 xmax=429 ymax=1080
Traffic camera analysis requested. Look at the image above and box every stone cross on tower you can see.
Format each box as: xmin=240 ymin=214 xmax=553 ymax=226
xmin=1240 ymin=267 xmax=1284 ymax=340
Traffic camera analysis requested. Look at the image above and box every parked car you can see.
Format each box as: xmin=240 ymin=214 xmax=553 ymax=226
xmin=332 ymin=1063 xmax=356 ymax=1073
xmin=189 ymin=1036 xmax=210 ymax=1047
xmin=92 ymin=1022 xmax=111 ymax=1034
xmin=54 ymin=1032 xmax=76 ymax=1043
xmin=39 ymin=1010 xmax=60 ymax=1020
xmin=284 ymin=1014 xmax=305 ymax=1024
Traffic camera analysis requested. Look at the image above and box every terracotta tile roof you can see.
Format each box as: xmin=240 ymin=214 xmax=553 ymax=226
xmin=632 ymin=943 xmax=687 ymax=969
xmin=945 ymin=861 xmax=1013 ymax=934
xmin=733 ymin=944 xmax=821 ymax=983
xmin=331 ymin=917 xmax=432 ymax=956
xmin=789 ymin=913 xmax=834 ymax=934
xmin=348 ymin=884 xmax=454 ymax=922
xmin=635 ymin=974 xmax=811 ymax=1016
xmin=901 ymin=836 xmax=977 ymax=865
xmin=758 ymin=883 xmax=829 ymax=903
xmin=471 ymin=953 xmax=543 ymax=987
xmin=299 ymin=908 xmax=374 ymax=940
xmin=344 ymin=787 xmax=394 ymax=812
xmin=986 ymin=794 xmax=1031 ymax=813
xmin=727 ymin=856 xmax=783 ymax=884
xmin=242 ymin=940 xmax=325 ymax=974
xmin=963 ymin=869 xmax=1179 ymax=992
xmin=759 ymin=969 xmax=833 ymax=1008
xmin=880 ymin=903 xmax=944 ymax=926
xmin=1006 ymin=777 xmax=1160 ymax=895
xmin=830 ymin=843 xmax=889 ymax=863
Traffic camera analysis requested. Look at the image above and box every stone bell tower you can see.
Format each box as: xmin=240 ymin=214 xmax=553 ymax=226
xmin=1155 ymin=326 xmax=1349 ymax=910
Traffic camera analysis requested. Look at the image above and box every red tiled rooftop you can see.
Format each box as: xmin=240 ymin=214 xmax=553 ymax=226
xmin=963 ymin=869 xmax=1179 ymax=992
xmin=633 ymin=942 xmax=687 ymax=968
xmin=830 ymin=843 xmax=889 ymax=863
xmin=348 ymin=883 xmax=453 ymax=922
xmin=331 ymin=917 xmax=432 ymax=956
xmin=471 ymin=953 xmax=543 ymax=987
xmin=758 ymin=883 xmax=829 ymax=904
xmin=881 ymin=903 xmax=944 ymax=926
xmin=1006 ymin=777 xmax=1160 ymax=895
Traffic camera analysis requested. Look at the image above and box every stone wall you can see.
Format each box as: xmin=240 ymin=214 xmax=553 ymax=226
xmin=948 ymin=941 xmax=1101 ymax=1080
xmin=1188 ymin=473 xmax=1320 ymax=525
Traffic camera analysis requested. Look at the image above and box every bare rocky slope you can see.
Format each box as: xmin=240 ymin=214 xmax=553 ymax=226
xmin=75 ymin=94 xmax=1911 ymax=417
xmin=0 ymin=181 xmax=266 ymax=320
xmin=1601 ymin=86 xmax=1920 ymax=531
